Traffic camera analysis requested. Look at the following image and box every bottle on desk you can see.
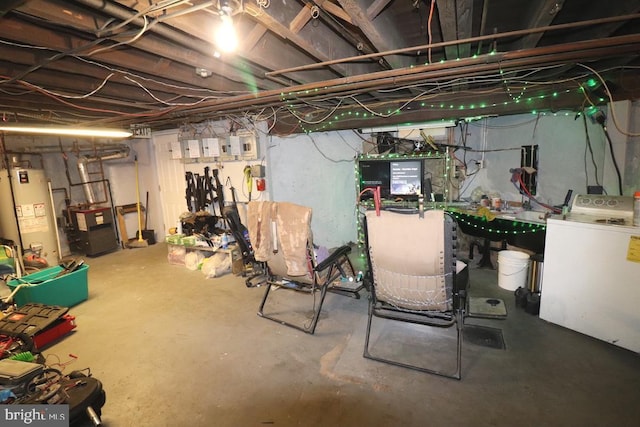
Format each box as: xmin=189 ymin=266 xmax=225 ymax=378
xmin=221 ymin=233 xmax=229 ymax=249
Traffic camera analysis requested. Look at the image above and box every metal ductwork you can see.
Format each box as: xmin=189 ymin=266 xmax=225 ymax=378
xmin=77 ymin=146 xmax=131 ymax=204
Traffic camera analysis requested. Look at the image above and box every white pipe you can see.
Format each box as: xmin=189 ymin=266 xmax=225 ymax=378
xmin=48 ymin=180 xmax=62 ymax=265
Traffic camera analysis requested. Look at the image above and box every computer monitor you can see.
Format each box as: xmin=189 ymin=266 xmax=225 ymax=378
xmin=389 ymin=159 xmax=423 ymax=198
xmin=358 ymin=160 xmax=390 ymax=198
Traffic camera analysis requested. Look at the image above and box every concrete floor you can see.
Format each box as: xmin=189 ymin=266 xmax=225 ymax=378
xmin=3 ymin=242 xmax=640 ymax=426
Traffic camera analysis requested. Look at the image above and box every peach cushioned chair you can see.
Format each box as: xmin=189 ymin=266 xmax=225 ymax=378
xmin=362 ymin=208 xmax=469 ymax=379
xmin=247 ymin=201 xmax=360 ymax=334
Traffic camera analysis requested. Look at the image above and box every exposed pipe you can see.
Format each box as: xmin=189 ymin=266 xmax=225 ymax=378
xmin=4 ymin=143 xmax=130 ymax=154
xmin=77 ymin=146 xmax=130 ymax=204
xmin=91 ymin=32 xmax=640 ymax=130
xmin=47 ymin=180 xmax=62 ymax=265
xmin=266 ymin=12 xmax=640 ymax=77
xmin=158 ymin=35 xmax=640 ymax=117
xmin=73 ymin=0 xmax=268 ymax=80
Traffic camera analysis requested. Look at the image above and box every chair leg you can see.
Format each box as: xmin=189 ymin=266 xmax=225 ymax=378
xmin=363 ymin=299 xmax=375 ymax=359
xmin=257 ymin=279 xmax=273 ymax=317
xmin=363 ymin=302 xmax=463 ymax=380
xmin=257 ymin=281 xmax=329 ymax=335
xmin=306 ymin=284 xmax=329 ymax=334
xmin=454 ymin=309 xmax=463 ymax=380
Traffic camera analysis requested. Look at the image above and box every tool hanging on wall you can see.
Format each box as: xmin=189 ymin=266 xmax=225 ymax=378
xmin=212 ymin=168 xmax=225 ymax=219
xmin=184 ymin=167 xmax=226 ymax=216
xmin=185 ymin=171 xmax=196 ymax=212
xmin=243 ymin=166 xmax=253 ymax=201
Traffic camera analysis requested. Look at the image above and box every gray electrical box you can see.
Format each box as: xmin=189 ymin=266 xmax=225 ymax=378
xmin=251 ymin=165 xmax=265 ymax=178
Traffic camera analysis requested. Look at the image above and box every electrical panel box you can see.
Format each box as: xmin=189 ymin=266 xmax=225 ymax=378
xmin=223 ymin=131 xmax=259 ymax=160
xmin=170 ymin=141 xmax=183 ymax=159
xmin=251 ymin=165 xmax=265 ymax=178
xmin=229 ymin=135 xmax=242 ymax=156
xmin=238 ymin=131 xmax=258 ymax=160
xmin=202 ymin=137 xmax=221 ymax=158
xmin=174 ymin=130 xmax=259 ymax=162
xmin=186 ymin=139 xmax=201 ymax=159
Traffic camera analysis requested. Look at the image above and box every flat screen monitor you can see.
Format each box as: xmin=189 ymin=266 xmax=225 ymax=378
xmin=390 ymin=160 xmax=423 ymax=198
xmin=358 ymin=160 xmax=390 ymax=198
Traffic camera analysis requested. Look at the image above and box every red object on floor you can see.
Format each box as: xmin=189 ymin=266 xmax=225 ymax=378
xmin=33 ymin=315 xmax=77 ymax=350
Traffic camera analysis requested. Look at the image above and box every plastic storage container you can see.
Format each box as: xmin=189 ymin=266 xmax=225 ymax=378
xmin=497 ymin=250 xmax=530 ymax=291
xmin=7 ymin=264 xmax=89 ymax=307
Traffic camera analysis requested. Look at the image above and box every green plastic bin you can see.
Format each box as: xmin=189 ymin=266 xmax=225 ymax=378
xmin=7 ymin=264 xmax=89 ymax=307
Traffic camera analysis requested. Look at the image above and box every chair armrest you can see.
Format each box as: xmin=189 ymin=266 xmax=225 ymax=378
xmin=314 ymin=245 xmax=351 ymax=272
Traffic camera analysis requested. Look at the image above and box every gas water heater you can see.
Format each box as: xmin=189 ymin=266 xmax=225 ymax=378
xmin=0 ymin=167 xmax=60 ymax=266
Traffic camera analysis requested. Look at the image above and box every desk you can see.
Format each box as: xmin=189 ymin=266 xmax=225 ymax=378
xmin=447 ymin=209 xmax=547 ymax=267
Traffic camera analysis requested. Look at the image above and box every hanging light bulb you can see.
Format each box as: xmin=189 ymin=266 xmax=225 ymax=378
xmin=215 ymin=12 xmax=237 ymax=53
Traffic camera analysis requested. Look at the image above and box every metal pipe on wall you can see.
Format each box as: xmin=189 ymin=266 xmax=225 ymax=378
xmin=77 ymin=146 xmax=130 ymax=205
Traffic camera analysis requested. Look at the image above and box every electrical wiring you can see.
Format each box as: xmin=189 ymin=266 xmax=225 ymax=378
xmin=2 ymin=16 xmax=639 ymax=132
xmin=581 ymin=111 xmax=601 ymax=189
xmin=601 ymin=123 xmax=624 ymax=196
xmin=576 ymin=63 xmax=640 ymax=137
xmin=306 ymin=134 xmax=353 ymax=163
xmin=0 ymin=38 xmax=104 ymax=85
xmin=71 ymin=54 xmax=252 ymax=95
xmin=123 ymin=75 xmax=221 ymax=106
xmin=336 ymin=130 xmax=361 ymax=153
xmin=260 ymin=64 xmax=601 ymax=127
xmin=88 ymin=16 xmax=152 ymax=56
xmin=11 ymin=78 xmax=180 ymax=118
xmin=466 ymin=115 xmax=544 ymax=129
xmin=0 ymin=38 xmax=256 ymax=98
xmin=93 ymin=0 xmax=185 ymax=37
xmin=285 ymin=99 xmax=346 ymax=124
xmin=0 ymin=34 xmax=613 ymax=127
xmin=26 ymin=73 xmax=116 ymax=100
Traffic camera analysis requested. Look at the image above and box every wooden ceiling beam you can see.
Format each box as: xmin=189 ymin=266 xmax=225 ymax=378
xmin=337 ymin=0 xmax=413 ymax=69
xmin=18 ymin=0 xmax=279 ymax=89
xmin=0 ymin=18 xmax=253 ymax=95
xmin=244 ymin=2 xmax=373 ymax=77
xmin=319 ymin=0 xmax=353 ymax=24
xmin=516 ymin=0 xmax=566 ymax=49
xmin=289 ymin=4 xmax=313 ymax=34
xmin=366 ymin=0 xmax=392 ymax=20
xmin=436 ymin=0 xmax=474 ymax=60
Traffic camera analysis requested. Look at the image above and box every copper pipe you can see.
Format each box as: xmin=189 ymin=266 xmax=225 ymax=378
xmin=173 ymin=35 xmax=640 ymax=115
xmin=94 ymin=34 xmax=640 ymax=128
xmin=266 ymin=13 xmax=640 ymax=77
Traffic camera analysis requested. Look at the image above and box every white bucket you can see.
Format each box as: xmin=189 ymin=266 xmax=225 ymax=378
xmin=497 ymin=250 xmax=530 ymax=291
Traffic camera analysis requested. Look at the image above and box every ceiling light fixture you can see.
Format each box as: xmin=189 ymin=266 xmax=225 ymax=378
xmin=0 ymin=125 xmax=133 ymax=138
xmin=359 ymin=120 xmax=457 ymax=134
xmin=215 ymin=1 xmax=238 ymax=53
